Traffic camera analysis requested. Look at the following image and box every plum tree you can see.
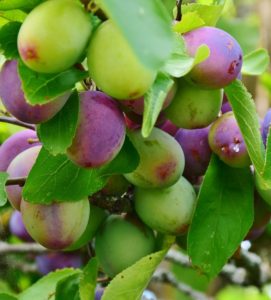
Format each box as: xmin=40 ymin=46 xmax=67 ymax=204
xmin=6 ymin=145 xmax=41 ymax=210
xmin=87 ymin=20 xmax=156 ymax=99
xmin=21 ymin=198 xmax=90 ymax=250
xmin=36 ymin=252 xmax=83 ymax=275
xmin=67 ymin=91 xmax=125 ymax=168
xmin=183 ymin=26 xmax=243 ymax=89
xmin=18 ymin=0 xmax=92 ymax=73
xmin=95 ymin=214 xmax=156 ymax=277
xmin=175 ymin=126 xmax=211 ymax=182
xmin=9 ymin=211 xmax=33 ymax=242
xmin=124 ymin=127 xmax=185 ymax=188
xmin=135 ymin=176 xmax=197 ymax=235
xmin=0 ymin=129 xmax=38 ymax=172
xmin=164 ymin=79 xmax=223 ymax=129
xmin=208 ymin=112 xmax=250 ymax=168
xmin=0 ymin=60 xmax=69 ymax=124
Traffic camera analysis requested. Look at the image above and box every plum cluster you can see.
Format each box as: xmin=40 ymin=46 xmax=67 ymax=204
xmin=0 ymin=0 xmax=269 ymax=291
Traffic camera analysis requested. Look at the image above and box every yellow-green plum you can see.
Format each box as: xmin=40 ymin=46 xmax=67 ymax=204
xmin=95 ymin=214 xmax=156 ymax=277
xmin=87 ymin=20 xmax=156 ymax=99
xmin=165 ymin=79 xmax=223 ymax=129
xmin=135 ymin=176 xmax=197 ymax=235
xmin=18 ymin=0 xmax=92 ymax=73
xmin=21 ymin=198 xmax=90 ymax=250
xmin=124 ymin=128 xmax=185 ymax=188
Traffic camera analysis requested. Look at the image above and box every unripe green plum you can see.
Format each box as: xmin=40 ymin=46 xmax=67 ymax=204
xmin=95 ymin=214 xmax=156 ymax=277
xmin=21 ymin=198 xmax=90 ymax=250
xmin=135 ymin=176 xmax=197 ymax=235
xmin=18 ymin=0 xmax=92 ymax=73
xmin=87 ymin=20 xmax=156 ymax=99
xmin=165 ymin=79 xmax=223 ymax=129
xmin=124 ymin=128 xmax=185 ymax=188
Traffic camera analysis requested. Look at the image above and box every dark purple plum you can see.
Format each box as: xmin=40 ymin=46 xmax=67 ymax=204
xmin=262 ymin=109 xmax=271 ymax=146
xmin=36 ymin=252 xmax=83 ymax=275
xmin=175 ymin=126 xmax=211 ymax=182
xmin=183 ymin=27 xmax=243 ymax=89
xmin=0 ymin=60 xmax=69 ymax=124
xmin=6 ymin=145 xmax=41 ymax=210
xmin=9 ymin=210 xmax=33 ymax=242
xmin=158 ymin=120 xmax=179 ymax=136
xmin=208 ymin=112 xmax=250 ymax=168
xmin=221 ymin=94 xmax=232 ymax=114
xmin=0 ymin=129 xmax=39 ymax=172
xmin=67 ymin=91 xmax=125 ymax=168
xmin=95 ymin=288 xmax=104 ymax=300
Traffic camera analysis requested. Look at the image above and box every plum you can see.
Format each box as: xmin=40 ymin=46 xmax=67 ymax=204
xmin=164 ymin=79 xmax=223 ymax=129
xmin=95 ymin=214 xmax=156 ymax=277
xmin=36 ymin=252 xmax=83 ymax=275
xmin=101 ymin=175 xmax=130 ymax=196
xmin=95 ymin=288 xmax=104 ymax=300
xmin=183 ymin=26 xmax=243 ymax=89
xmin=158 ymin=120 xmax=179 ymax=136
xmin=261 ymin=108 xmax=271 ymax=146
xmin=208 ymin=112 xmax=250 ymax=168
xmin=135 ymin=176 xmax=197 ymax=235
xmin=0 ymin=129 xmax=38 ymax=172
xmin=21 ymin=198 xmax=90 ymax=250
xmin=124 ymin=127 xmax=185 ymax=188
xmin=9 ymin=210 xmax=33 ymax=242
xmin=18 ymin=0 xmax=92 ymax=73
xmin=6 ymin=145 xmax=41 ymax=210
xmin=87 ymin=20 xmax=156 ymax=99
xmin=0 ymin=60 xmax=69 ymax=124
xmin=175 ymin=126 xmax=211 ymax=182
xmin=67 ymin=91 xmax=125 ymax=168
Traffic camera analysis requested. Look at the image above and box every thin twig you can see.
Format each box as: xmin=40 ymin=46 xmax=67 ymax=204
xmin=0 ymin=116 xmax=35 ymax=130
xmin=5 ymin=177 xmax=27 ymax=187
xmin=0 ymin=242 xmax=47 ymax=255
xmin=176 ymin=0 xmax=183 ymax=21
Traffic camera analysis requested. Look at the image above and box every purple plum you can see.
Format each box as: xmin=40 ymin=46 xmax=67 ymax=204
xmin=0 ymin=129 xmax=39 ymax=172
xmin=208 ymin=112 xmax=250 ymax=168
xmin=9 ymin=210 xmax=33 ymax=242
xmin=0 ymin=60 xmax=69 ymax=124
xmin=262 ymin=109 xmax=271 ymax=146
xmin=67 ymin=91 xmax=125 ymax=168
xmin=158 ymin=120 xmax=179 ymax=136
xmin=175 ymin=126 xmax=212 ymax=182
xmin=95 ymin=288 xmax=104 ymax=300
xmin=36 ymin=252 xmax=83 ymax=275
xmin=183 ymin=26 xmax=243 ymax=89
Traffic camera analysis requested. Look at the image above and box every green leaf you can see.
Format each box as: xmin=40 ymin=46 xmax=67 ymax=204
xmin=55 ymin=274 xmax=80 ymax=300
xmin=161 ymin=0 xmax=175 ymax=17
xmin=173 ymin=11 xmax=205 ymax=34
xmin=242 ymin=49 xmax=270 ymax=76
xmin=102 ymin=236 xmax=174 ymax=300
xmin=0 ymin=9 xmax=26 ymax=23
xmin=0 ymin=294 xmax=17 ymax=300
xmin=0 ymin=172 xmax=8 ymax=207
xmin=38 ymin=91 xmax=79 ymax=155
xmin=225 ymin=80 xmax=265 ymax=175
xmin=162 ymin=33 xmax=210 ymax=78
xmin=19 ymin=269 xmax=81 ymax=300
xmin=141 ymin=73 xmax=174 ymax=138
xmin=188 ymin=155 xmax=254 ymax=278
xmin=79 ymin=258 xmax=98 ymax=300
xmin=18 ymin=60 xmax=88 ymax=105
xmin=98 ymin=0 xmax=174 ymax=70
xmin=0 ymin=0 xmax=43 ymax=11
xmin=22 ymin=148 xmax=106 ymax=204
xmin=0 ymin=21 xmax=21 ymax=59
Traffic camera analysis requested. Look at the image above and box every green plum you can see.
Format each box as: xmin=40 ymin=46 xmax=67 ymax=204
xmin=124 ymin=128 xmax=185 ymax=188
xmin=135 ymin=176 xmax=197 ymax=235
xmin=87 ymin=20 xmax=156 ymax=99
xmin=95 ymin=214 xmax=156 ymax=277
xmin=18 ymin=0 xmax=92 ymax=73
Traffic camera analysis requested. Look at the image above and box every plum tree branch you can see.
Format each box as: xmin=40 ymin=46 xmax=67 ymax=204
xmin=5 ymin=177 xmax=27 ymax=186
xmin=176 ymin=0 xmax=183 ymax=21
xmin=0 ymin=241 xmax=47 ymax=255
xmin=0 ymin=116 xmax=35 ymax=130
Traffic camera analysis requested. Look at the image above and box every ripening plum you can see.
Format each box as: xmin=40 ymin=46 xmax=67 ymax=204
xmin=21 ymin=198 xmax=90 ymax=250
xmin=18 ymin=0 xmax=92 ymax=73
xmin=208 ymin=112 xmax=250 ymax=168
xmin=95 ymin=214 xmax=156 ymax=277
xmin=158 ymin=120 xmax=179 ymax=136
xmin=0 ymin=129 xmax=38 ymax=172
xmin=261 ymin=109 xmax=271 ymax=146
xmin=36 ymin=252 xmax=83 ymax=275
xmin=87 ymin=20 xmax=156 ymax=99
xmin=0 ymin=60 xmax=69 ymax=123
xmin=164 ymin=79 xmax=223 ymax=129
xmin=175 ymin=126 xmax=211 ymax=182
xmin=135 ymin=176 xmax=196 ymax=235
xmin=6 ymin=145 xmax=41 ymax=210
xmin=124 ymin=128 xmax=185 ymax=188
xmin=67 ymin=91 xmax=125 ymax=168
xmin=9 ymin=211 xmax=33 ymax=242
xmin=183 ymin=26 xmax=243 ymax=89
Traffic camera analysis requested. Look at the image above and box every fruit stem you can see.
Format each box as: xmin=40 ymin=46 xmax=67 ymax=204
xmin=0 ymin=116 xmax=35 ymax=130
xmin=6 ymin=177 xmax=26 ymax=187
xmin=176 ymin=0 xmax=183 ymax=21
